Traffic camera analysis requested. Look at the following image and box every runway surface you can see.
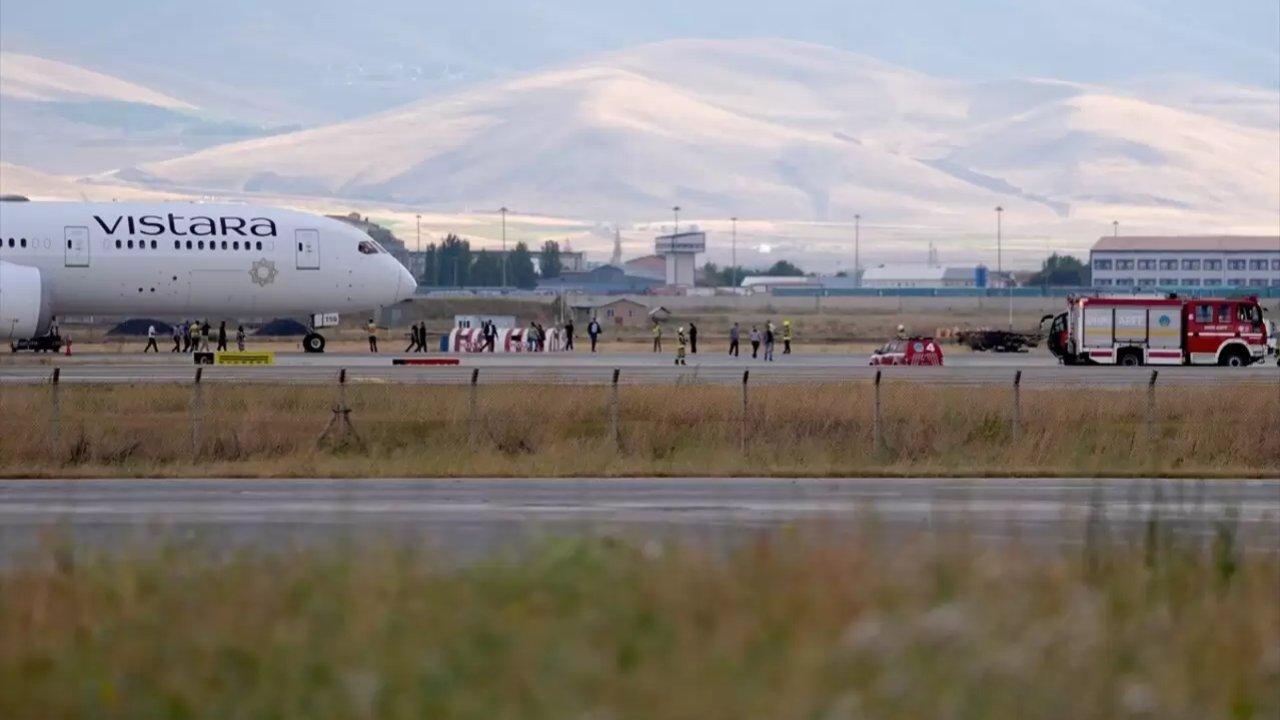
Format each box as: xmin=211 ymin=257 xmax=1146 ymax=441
xmin=3 ymin=351 xmax=1278 ymax=386
xmin=1 ymin=477 xmax=1276 ymax=561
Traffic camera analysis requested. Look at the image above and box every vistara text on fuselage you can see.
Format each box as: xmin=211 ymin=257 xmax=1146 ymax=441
xmin=0 ymin=199 xmax=416 ymax=340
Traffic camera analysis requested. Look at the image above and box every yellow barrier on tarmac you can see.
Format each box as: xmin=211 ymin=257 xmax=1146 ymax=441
xmin=215 ymin=351 xmax=275 ymax=366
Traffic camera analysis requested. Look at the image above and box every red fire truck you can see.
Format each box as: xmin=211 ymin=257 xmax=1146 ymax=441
xmin=1045 ymin=295 xmax=1268 ymax=367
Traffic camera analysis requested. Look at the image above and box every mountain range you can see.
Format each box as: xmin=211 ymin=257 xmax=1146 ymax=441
xmin=1 ymin=39 xmax=1276 ymax=267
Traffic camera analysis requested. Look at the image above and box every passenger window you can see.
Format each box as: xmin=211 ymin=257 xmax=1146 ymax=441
xmin=198 ymin=241 xmax=205 ymax=250
xmin=151 ymin=240 xmax=157 ymax=249
xmin=1238 ymin=305 xmax=1259 ymax=323
xmin=358 ymin=241 xmax=379 ymax=255
xmin=116 ymin=240 xmax=122 ymax=249
xmin=233 ymin=241 xmax=240 ymax=250
xmin=186 ymin=241 xmax=193 ymax=249
xmin=1217 ymin=304 xmax=1231 ymax=323
xmin=1193 ymin=305 xmax=1212 ymax=323
xmin=256 ymin=241 xmax=262 ymax=250
xmin=174 ymin=241 xmax=180 ymax=249
xmin=221 ymin=241 xmax=228 ymax=250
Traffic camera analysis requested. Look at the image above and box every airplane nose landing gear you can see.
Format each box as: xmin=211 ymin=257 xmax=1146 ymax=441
xmin=303 ymin=333 xmax=326 ymax=353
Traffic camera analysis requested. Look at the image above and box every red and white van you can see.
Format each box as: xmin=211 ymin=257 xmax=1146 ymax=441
xmin=869 ymin=337 xmax=945 ymax=366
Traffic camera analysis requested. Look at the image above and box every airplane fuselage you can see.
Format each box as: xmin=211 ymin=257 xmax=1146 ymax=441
xmin=0 ymin=200 xmax=416 ymax=339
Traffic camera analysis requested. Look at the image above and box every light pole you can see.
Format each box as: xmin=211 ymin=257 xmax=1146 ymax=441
xmin=995 ymin=206 xmax=1004 ymax=275
xmin=730 ymin=217 xmax=738 ymax=291
xmin=854 ymin=214 xmax=861 ymax=287
xmin=996 ymin=206 xmax=1012 ymax=330
xmin=1112 ymin=220 xmax=1119 ymax=238
xmin=672 ymin=206 xmax=681 ymax=235
xmin=499 ymin=207 xmax=508 ymax=289
xmin=415 ymin=213 xmax=421 ymax=251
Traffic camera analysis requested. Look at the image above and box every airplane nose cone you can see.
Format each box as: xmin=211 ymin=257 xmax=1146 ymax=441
xmin=396 ymin=264 xmax=417 ymax=301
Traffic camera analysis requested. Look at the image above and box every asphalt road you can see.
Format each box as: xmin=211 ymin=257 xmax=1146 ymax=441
xmin=2 ymin=351 xmax=1277 ymax=386
xmin=1 ymin=477 xmax=1276 ymax=561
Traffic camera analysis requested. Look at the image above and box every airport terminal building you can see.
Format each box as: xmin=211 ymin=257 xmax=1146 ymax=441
xmin=1090 ymin=236 xmax=1280 ymax=290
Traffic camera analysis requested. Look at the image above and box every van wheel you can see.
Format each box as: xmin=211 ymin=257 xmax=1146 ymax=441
xmin=303 ymin=333 xmax=326 ymax=353
xmin=1118 ymin=351 xmax=1142 ymax=367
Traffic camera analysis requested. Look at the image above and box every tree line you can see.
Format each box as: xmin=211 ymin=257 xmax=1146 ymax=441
xmin=698 ymin=260 xmax=806 ymax=287
xmin=418 ymin=236 xmax=567 ymax=289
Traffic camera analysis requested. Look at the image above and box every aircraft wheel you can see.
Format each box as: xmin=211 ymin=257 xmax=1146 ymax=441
xmin=303 ymin=333 xmax=326 ymax=353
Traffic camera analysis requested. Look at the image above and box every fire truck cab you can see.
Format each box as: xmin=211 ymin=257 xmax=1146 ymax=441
xmin=1048 ymin=294 xmax=1267 ymax=367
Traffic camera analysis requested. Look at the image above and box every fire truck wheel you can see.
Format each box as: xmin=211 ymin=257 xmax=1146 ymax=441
xmin=1219 ymin=348 xmax=1249 ymax=367
xmin=1118 ymin=350 xmax=1142 ymax=367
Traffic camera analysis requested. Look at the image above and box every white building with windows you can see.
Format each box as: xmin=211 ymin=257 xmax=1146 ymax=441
xmin=1090 ymin=236 xmax=1280 ymax=290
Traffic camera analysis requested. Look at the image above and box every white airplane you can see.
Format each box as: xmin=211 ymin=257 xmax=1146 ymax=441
xmin=0 ymin=198 xmax=416 ymax=352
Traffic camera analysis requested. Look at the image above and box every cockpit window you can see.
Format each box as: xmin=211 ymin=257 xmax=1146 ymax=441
xmin=358 ymin=240 xmax=381 ymax=255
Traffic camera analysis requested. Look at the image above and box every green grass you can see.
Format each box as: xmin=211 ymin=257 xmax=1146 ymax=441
xmin=1 ymin=529 xmax=1276 ymax=719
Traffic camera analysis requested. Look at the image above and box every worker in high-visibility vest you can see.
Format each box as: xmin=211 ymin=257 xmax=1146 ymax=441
xmin=782 ymin=320 xmax=793 ymax=354
xmin=652 ymin=321 xmax=663 ymax=353
xmin=367 ymin=318 xmax=379 ymax=353
xmin=675 ymin=326 xmax=688 ymax=366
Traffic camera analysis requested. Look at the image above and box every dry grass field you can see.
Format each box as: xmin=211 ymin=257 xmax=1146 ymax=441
xmin=2 ymin=382 xmax=1276 ymax=478
xmin=1 ymin=530 xmax=1276 ymax=719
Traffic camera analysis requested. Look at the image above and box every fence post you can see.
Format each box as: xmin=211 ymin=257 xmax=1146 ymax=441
xmin=49 ymin=368 xmax=61 ymax=459
xmin=873 ymin=370 xmax=883 ymax=453
xmin=610 ymin=368 xmax=621 ymax=450
xmin=469 ymin=368 xmax=480 ymax=447
xmin=1146 ymin=370 xmax=1159 ymax=452
xmin=1011 ymin=370 xmax=1022 ymax=441
xmin=317 ymin=368 xmax=364 ymax=450
xmin=190 ymin=367 xmax=203 ymax=456
xmin=740 ymin=370 xmax=749 ymax=454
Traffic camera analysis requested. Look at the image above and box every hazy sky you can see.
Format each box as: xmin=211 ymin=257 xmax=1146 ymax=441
xmin=2 ymin=0 xmax=1277 ymax=120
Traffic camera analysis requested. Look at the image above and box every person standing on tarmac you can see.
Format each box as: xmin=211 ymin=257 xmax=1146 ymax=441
xmin=367 ymin=318 xmax=379 ymax=353
xmin=420 ymin=322 xmax=430 ymax=353
xmin=729 ymin=322 xmax=740 ymax=357
xmin=688 ymin=322 xmax=698 ymax=354
xmin=200 ymin=320 xmax=212 ymax=352
xmin=144 ymin=324 xmax=159 ymax=353
xmin=782 ymin=320 xmax=793 ymax=354
xmin=764 ymin=321 xmax=775 ymax=362
xmin=236 ymin=325 xmax=246 ymax=351
xmin=564 ymin=319 xmax=575 ymax=351
xmin=187 ymin=321 xmax=199 ymax=353
xmin=749 ymin=326 xmax=761 ymax=359
xmin=588 ymin=316 xmax=602 ymax=352
xmin=652 ymin=321 xmax=663 ymax=353
xmin=217 ymin=321 xmax=228 ymax=352
xmin=675 ymin=326 xmax=688 ymax=365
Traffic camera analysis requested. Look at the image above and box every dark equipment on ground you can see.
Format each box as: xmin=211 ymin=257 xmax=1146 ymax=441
xmin=10 ymin=333 xmax=63 ymax=353
xmin=107 ymin=319 xmax=173 ymax=336
xmin=955 ymin=325 xmax=1045 ymax=353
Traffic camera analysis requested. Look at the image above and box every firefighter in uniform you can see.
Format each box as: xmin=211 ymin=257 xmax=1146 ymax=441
xmin=367 ymin=318 xmax=379 ymax=353
xmin=782 ymin=320 xmax=793 ymax=354
xmin=652 ymin=321 xmax=663 ymax=353
xmin=675 ymin=326 xmax=688 ymax=366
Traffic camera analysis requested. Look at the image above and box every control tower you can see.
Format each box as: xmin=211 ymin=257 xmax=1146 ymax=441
xmin=654 ymin=231 xmax=706 ymax=287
